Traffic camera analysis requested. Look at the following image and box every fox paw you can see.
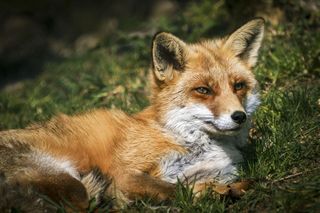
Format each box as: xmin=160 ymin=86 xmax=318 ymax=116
xmin=220 ymin=180 xmax=251 ymax=198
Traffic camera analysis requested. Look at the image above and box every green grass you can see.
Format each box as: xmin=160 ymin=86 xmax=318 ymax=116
xmin=1 ymin=1 xmax=319 ymax=212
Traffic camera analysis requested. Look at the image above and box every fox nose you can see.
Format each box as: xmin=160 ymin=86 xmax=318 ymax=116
xmin=231 ymin=111 xmax=247 ymax=124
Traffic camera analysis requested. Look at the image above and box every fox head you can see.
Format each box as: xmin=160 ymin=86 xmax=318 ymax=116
xmin=150 ymin=18 xmax=264 ymax=135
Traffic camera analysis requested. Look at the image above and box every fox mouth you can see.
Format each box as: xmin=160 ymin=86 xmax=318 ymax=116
xmin=204 ymin=121 xmax=241 ymax=132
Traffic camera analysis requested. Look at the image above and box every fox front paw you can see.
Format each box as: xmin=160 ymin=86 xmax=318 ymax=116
xmin=193 ymin=180 xmax=252 ymax=199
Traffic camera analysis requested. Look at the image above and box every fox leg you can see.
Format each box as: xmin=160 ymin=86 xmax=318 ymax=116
xmin=0 ymin=142 xmax=89 ymax=211
xmin=109 ymin=172 xmax=176 ymax=205
xmin=108 ymin=172 xmax=250 ymax=207
xmin=193 ymin=180 xmax=251 ymax=198
xmin=0 ymin=169 xmax=89 ymax=212
xmin=32 ymin=172 xmax=89 ymax=210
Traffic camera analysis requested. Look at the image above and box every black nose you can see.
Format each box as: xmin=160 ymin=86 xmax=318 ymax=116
xmin=231 ymin=111 xmax=247 ymax=124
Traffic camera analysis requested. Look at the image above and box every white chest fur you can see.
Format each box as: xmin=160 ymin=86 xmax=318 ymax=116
xmin=159 ymin=105 xmax=250 ymax=184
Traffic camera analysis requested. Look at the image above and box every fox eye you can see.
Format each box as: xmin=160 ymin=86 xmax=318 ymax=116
xmin=234 ymin=82 xmax=246 ymax=91
xmin=195 ymin=87 xmax=211 ymax=95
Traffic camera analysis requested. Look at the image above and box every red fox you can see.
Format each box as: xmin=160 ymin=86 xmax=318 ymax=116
xmin=0 ymin=18 xmax=264 ymax=211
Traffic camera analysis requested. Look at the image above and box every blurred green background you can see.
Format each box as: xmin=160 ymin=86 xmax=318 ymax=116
xmin=0 ymin=0 xmax=318 ymax=90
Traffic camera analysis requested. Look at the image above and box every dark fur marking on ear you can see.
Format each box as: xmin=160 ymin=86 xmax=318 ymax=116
xmin=156 ymin=43 xmax=184 ymax=70
xmin=152 ymin=32 xmax=187 ymax=81
xmin=225 ymin=18 xmax=265 ymax=67
xmin=237 ymin=28 xmax=261 ymax=59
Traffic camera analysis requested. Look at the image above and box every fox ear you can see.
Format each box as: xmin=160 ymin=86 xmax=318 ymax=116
xmin=225 ymin=18 xmax=265 ymax=67
xmin=152 ymin=32 xmax=187 ymax=81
